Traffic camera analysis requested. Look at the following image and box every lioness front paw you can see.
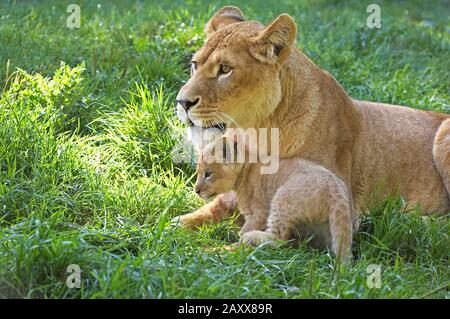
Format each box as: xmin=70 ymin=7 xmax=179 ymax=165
xmin=170 ymin=212 xmax=206 ymax=229
xmin=240 ymin=230 xmax=276 ymax=246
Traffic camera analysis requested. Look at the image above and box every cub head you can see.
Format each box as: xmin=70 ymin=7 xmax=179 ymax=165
xmin=176 ymin=6 xmax=297 ymax=130
xmin=194 ymin=134 xmax=245 ymax=201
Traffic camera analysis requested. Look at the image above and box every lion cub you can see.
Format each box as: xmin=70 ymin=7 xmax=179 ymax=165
xmin=194 ymin=135 xmax=357 ymax=261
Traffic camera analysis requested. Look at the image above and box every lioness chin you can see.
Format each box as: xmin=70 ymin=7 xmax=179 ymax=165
xmin=174 ymin=6 xmax=450 ymax=229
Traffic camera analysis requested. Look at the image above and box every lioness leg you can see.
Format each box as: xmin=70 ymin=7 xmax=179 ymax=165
xmin=172 ymin=191 xmax=238 ymax=229
xmin=433 ymin=118 xmax=450 ymax=199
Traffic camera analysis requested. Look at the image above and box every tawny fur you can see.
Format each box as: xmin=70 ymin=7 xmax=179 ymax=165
xmin=174 ymin=6 xmax=450 ymax=229
xmin=194 ymin=139 xmax=357 ymax=261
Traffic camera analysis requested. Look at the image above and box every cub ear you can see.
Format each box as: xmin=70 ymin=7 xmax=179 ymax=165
xmin=205 ymin=6 xmax=245 ymax=36
xmin=250 ymin=14 xmax=297 ymax=64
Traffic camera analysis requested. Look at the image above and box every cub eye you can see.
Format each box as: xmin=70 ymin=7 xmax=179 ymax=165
xmin=218 ymin=64 xmax=232 ymax=76
xmin=204 ymin=171 xmax=212 ymax=179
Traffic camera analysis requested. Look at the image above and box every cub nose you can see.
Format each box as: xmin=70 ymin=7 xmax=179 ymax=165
xmin=194 ymin=185 xmax=201 ymax=195
xmin=176 ymin=97 xmax=200 ymax=111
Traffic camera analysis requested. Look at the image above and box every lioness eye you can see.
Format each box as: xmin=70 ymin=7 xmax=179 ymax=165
xmin=191 ymin=61 xmax=197 ymax=74
xmin=218 ymin=64 xmax=231 ymax=76
xmin=205 ymin=171 xmax=212 ymax=179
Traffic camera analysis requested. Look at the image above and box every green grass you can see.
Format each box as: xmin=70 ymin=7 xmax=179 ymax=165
xmin=0 ymin=0 xmax=449 ymax=298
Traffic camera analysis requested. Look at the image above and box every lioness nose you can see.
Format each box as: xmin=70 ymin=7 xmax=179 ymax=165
xmin=176 ymin=97 xmax=200 ymax=111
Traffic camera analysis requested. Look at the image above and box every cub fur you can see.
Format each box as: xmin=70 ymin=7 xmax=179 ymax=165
xmin=195 ymin=135 xmax=358 ymax=261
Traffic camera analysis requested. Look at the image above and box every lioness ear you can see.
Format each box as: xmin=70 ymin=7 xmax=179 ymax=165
xmin=250 ymin=14 xmax=297 ymax=64
xmin=205 ymin=6 xmax=245 ymax=36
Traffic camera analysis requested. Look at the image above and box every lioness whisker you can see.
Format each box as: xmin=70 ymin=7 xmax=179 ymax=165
xmin=214 ymin=111 xmax=241 ymax=129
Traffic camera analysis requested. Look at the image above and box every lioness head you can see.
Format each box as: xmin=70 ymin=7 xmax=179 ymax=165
xmin=176 ymin=6 xmax=297 ymax=130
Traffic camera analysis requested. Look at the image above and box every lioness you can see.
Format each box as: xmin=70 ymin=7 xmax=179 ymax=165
xmin=174 ymin=6 xmax=450 ymax=228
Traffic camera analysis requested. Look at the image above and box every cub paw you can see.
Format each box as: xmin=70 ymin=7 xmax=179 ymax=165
xmin=240 ymin=230 xmax=276 ymax=246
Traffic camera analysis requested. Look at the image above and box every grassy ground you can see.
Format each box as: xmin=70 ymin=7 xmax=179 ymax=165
xmin=0 ymin=0 xmax=449 ymax=298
